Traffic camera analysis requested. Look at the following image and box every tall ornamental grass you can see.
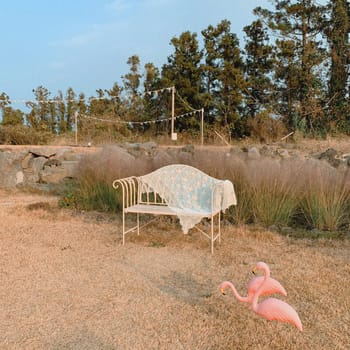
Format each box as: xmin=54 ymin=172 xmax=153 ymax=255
xmin=62 ymin=145 xmax=350 ymax=235
xmin=244 ymin=160 xmax=299 ymax=227
xmin=300 ymin=165 xmax=350 ymax=231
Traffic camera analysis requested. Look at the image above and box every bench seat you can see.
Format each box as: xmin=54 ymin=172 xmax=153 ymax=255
xmin=125 ymin=204 xmax=214 ymax=217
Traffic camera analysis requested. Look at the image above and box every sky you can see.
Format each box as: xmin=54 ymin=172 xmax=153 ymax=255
xmin=1 ymin=0 xmax=272 ymax=106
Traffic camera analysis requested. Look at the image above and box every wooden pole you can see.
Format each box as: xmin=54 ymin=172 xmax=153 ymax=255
xmin=74 ymin=111 xmax=78 ymax=146
xmin=171 ymin=86 xmax=175 ymax=140
xmin=201 ymin=108 xmax=204 ymax=146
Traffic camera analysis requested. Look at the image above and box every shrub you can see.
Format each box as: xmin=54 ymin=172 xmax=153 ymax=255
xmin=246 ymin=111 xmax=287 ymax=143
xmin=0 ymin=125 xmax=53 ymax=145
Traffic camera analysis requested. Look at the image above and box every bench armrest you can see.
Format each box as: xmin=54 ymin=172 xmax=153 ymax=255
xmin=112 ymin=176 xmax=139 ymax=209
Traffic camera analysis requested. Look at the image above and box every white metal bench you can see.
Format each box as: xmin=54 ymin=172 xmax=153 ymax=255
xmin=112 ymin=164 xmax=237 ymax=254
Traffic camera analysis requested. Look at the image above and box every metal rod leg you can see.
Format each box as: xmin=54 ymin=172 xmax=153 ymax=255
xmin=122 ymin=210 xmax=125 ymax=245
xmin=137 ymin=213 xmax=140 ymax=235
xmin=211 ymin=215 xmax=214 ymax=254
xmin=218 ymin=211 xmax=221 ymax=244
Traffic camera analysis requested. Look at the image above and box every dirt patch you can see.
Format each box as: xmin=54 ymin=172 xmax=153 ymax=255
xmin=0 ymin=191 xmax=349 ymax=349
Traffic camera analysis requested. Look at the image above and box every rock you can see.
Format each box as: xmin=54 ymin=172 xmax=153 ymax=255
xmin=247 ymin=147 xmax=260 ymax=159
xmin=152 ymin=150 xmax=174 ymax=168
xmin=44 ymin=158 xmax=62 ymax=167
xmin=181 ymin=144 xmax=195 ymax=154
xmin=60 ymin=151 xmax=80 ymax=161
xmin=40 ymin=166 xmax=69 ymax=184
xmin=268 ymin=225 xmax=279 ymax=232
xmin=16 ymin=171 xmax=24 ymax=185
xmin=142 ymin=141 xmax=157 ymax=153
xmin=60 ymin=161 xmax=78 ymax=177
xmin=29 ymin=147 xmax=56 ymax=158
xmin=0 ymin=150 xmax=25 ymax=188
xmin=31 ymin=157 xmax=47 ymax=175
xmin=21 ymin=153 xmax=33 ymax=169
xmin=318 ymin=148 xmax=341 ymax=168
xmin=281 ymin=226 xmax=293 ymax=234
xmin=277 ymin=148 xmax=290 ymax=158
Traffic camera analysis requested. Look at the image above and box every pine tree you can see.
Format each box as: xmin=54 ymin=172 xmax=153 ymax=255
xmin=162 ymin=31 xmax=203 ymax=130
xmin=66 ymin=87 xmax=77 ymax=132
xmin=122 ymin=55 xmax=143 ymax=121
xmin=0 ymin=93 xmax=24 ymax=126
xmin=56 ymin=91 xmax=66 ymax=134
xmin=143 ymin=63 xmax=164 ymax=131
xmin=325 ymin=0 xmax=350 ymax=132
xmin=255 ymin=0 xmax=327 ymax=134
xmin=25 ymin=86 xmax=51 ymax=131
xmin=243 ymin=19 xmax=274 ymax=119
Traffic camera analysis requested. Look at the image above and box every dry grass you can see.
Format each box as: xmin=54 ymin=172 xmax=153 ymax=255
xmin=0 ymin=191 xmax=349 ymax=349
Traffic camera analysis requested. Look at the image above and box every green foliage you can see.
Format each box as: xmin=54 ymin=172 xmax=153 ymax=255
xmin=246 ymin=110 xmax=287 ymax=142
xmin=0 ymin=125 xmax=52 ymax=145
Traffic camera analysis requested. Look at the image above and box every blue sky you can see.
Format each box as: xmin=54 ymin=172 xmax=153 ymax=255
xmin=1 ymin=0 xmax=271 ymax=105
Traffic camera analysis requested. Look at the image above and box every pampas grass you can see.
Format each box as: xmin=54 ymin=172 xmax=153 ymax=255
xmin=64 ymin=145 xmax=350 ymax=235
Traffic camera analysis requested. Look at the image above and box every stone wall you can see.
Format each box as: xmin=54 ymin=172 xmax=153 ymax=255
xmin=0 ymin=143 xmax=349 ymax=190
xmin=0 ymin=147 xmax=83 ymax=190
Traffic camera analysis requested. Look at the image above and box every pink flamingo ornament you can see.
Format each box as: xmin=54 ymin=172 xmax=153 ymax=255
xmin=251 ymin=262 xmax=303 ymax=331
xmin=219 ymin=275 xmax=287 ymax=303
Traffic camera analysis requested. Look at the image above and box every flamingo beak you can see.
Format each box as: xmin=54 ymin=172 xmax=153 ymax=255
xmin=252 ymin=267 xmax=257 ymax=275
xmin=220 ymin=288 xmax=226 ymax=295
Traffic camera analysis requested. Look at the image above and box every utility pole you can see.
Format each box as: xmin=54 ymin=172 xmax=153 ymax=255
xmin=201 ymin=108 xmax=204 ymax=146
xmin=171 ymin=86 xmax=177 ymax=141
xmin=74 ymin=111 xmax=78 ymax=146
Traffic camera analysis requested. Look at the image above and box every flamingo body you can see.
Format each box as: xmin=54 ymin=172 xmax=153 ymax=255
xmin=252 ymin=296 xmax=303 ymax=331
xmin=252 ymin=262 xmax=303 ymax=332
xmin=247 ymin=276 xmax=287 ymax=302
xmin=220 ymin=276 xmax=287 ymax=303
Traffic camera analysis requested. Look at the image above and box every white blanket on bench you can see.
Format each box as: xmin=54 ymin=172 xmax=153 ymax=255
xmin=140 ymin=164 xmax=237 ymax=233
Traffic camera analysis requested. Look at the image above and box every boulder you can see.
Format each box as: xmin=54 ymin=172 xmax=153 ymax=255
xmin=40 ymin=165 xmax=70 ymax=184
xmin=247 ymin=147 xmax=260 ymax=160
xmin=29 ymin=147 xmax=56 ymax=158
xmin=318 ymin=148 xmax=341 ymax=168
xmin=0 ymin=150 xmax=26 ymax=188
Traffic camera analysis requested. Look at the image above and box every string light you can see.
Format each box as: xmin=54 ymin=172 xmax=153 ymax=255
xmin=2 ymin=86 xmax=174 ymax=105
xmin=79 ymin=108 xmax=202 ymax=126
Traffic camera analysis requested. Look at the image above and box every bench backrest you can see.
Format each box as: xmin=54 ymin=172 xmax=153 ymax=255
xmin=139 ymin=164 xmax=222 ymax=212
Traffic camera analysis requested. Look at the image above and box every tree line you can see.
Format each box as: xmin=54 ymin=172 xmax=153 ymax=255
xmin=1 ymin=0 xmax=349 ymax=143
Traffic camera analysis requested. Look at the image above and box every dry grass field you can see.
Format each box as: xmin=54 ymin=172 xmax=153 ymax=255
xmin=0 ymin=190 xmax=349 ymax=349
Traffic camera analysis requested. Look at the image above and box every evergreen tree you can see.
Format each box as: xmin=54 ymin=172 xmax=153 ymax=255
xmin=255 ymin=0 xmax=327 ymax=133
xmin=66 ymin=87 xmax=77 ymax=132
xmin=25 ymin=86 xmax=51 ymax=131
xmin=122 ymin=55 xmax=143 ymax=121
xmin=88 ymin=89 xmax=108 ymax=116
xmin=143 ymin=63 xmax=164 ymax=130
xmin=56 ymin=91 xmax=66 ymax=134
xmin=243 ymin=19 xmax=274 ymax=118
xmin=0 ymin=93 xmax=11 ymax=120
xmin=105 ymin=83 xmax=123 ymax=116
xmin=162 ymin=31 xmax=203 ymax=130
xmin=0 ymin=94 xmax=24 ymax=126
xmin=325 ymin=0 xmax=350 ymax=131
xmin=201 ymin=20 xmax=229 ymax=122
xmin=274 ymin=39 xmax=301 ymax=128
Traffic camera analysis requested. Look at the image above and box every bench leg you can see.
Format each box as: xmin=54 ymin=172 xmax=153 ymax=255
xmin=211 ymin=214 xmax=214 ymax=254
xmin=218 ymin=211 xmax=221 ymax=244
xmin=122 ymin=209 xmax=126 ymax=245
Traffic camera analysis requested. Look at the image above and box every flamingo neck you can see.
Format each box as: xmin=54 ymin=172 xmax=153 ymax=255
xmin=221 ymin=281 xmax=249 ymax=303
xmin=251 ymin=264 xmax=270 ymax=311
